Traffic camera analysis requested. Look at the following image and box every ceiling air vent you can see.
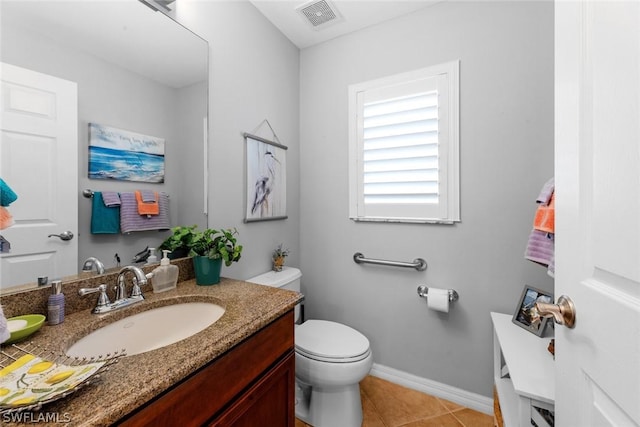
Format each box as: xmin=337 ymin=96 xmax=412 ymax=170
xmin=296 ymin=0 xmax=343 ymax=29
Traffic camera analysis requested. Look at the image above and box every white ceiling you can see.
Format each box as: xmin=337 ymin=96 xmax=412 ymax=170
xmin=4 ymin=0 xmax=438 ymax=86
xmin=249 ymin=0 xmax=441 ymax=49
xmin=2 ymin=0 xmax=207 ymax=88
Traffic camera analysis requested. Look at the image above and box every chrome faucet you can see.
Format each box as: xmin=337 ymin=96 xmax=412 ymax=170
xmin=82 ymin=257 xmax=105 ymax=275
xmin=115 ymin=265 xmax=148 ymax=301
xmin=79 ymin=265 xmax=149 ymax=314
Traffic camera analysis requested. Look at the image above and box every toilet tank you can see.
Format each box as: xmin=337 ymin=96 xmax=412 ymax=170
xmin=247 ymin=267 xmax=302 ymax=322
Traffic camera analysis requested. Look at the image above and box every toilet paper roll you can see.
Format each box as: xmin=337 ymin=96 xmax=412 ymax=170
xmin=427 ymin=288 xmax=450 ymax=313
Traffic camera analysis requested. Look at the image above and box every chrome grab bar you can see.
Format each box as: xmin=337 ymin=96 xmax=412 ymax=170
xmin=353 ymin=252 xmax=427 ymax=271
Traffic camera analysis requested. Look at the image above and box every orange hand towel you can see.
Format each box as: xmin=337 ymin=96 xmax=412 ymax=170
xmin=0 ymin=206 xmax=14 ymax=230
xmin=135 ymin=190 xmax=159 ymax=216
xmin=533 ymin=192 xmax=554 ymax=234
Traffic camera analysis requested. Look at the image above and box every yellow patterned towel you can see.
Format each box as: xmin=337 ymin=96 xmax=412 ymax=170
xmin=0 ymin=355 xmax=104 ymax=408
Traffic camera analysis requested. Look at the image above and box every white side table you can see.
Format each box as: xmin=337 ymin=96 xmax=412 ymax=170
xmin=491 ymin=312 xmax=555 ymax=426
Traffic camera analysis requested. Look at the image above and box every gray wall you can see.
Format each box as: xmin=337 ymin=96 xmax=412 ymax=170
xmin=174 ymin=80 xmax=209 ymax=229
xmin=174 ymin=1 xmax=301 ymax=279
xmin=299 ymin=1 xmax=554 ymax=397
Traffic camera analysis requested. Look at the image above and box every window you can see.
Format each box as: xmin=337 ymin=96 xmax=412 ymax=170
xmin=348 ymin=61 xmax=460 ymax=223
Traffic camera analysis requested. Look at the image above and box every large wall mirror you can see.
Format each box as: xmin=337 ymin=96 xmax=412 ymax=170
xmin=0 ymin=0 xmax=208 ymax=293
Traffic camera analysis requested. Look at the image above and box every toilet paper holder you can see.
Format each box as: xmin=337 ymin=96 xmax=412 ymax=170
xmin=417 ymin=285 xmax=459 ymax=302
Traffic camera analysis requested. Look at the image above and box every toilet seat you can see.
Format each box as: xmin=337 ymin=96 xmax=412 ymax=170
xmin=295 ymin=320 xmax=371 ymax=363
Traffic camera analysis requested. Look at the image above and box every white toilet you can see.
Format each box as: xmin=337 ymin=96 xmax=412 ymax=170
xmin=248 ymin=267 xmax=373 ymax=427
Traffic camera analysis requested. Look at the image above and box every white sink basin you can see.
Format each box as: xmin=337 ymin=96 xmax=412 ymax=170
xmin=66 ymin=302 xmax=225 ymax=358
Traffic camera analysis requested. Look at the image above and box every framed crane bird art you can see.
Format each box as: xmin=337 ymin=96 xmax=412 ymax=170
xmin=244 ymin=133 xmax=287 ymax=222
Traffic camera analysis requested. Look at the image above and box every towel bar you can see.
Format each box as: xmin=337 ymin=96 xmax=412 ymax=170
xmin=83 ymin=189 xmax=169 ymax=199
xmin=353 ymin=252 xmax=427 ymax=271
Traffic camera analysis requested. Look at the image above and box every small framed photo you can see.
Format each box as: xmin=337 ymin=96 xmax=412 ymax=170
xmin=512 ymin=285 xmax=554 ymax=336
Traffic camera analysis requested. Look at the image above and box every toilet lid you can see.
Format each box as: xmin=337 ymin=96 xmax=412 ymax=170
xmin=295 ymin=320 xmax=370 ymax=363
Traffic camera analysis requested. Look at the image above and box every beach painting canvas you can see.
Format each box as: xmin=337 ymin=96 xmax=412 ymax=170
xmin=89 ymin=123 xmax=165 ymax=183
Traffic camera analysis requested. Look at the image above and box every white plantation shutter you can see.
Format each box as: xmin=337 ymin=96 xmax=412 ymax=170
xmin=363 ymin=90 xmax=439 ymax=204
xmin=349 ymin=62 xmax=460 ymax=223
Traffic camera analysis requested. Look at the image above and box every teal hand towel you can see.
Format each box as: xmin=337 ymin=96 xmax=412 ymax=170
xmin=91 ymin=191 xmax=120 ymax=234
xmin=0 ymin=178 xmax=18 ymax=207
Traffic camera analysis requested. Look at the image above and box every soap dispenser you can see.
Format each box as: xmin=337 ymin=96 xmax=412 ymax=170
xmin=151 ymin=250 xmax=179 ymax=293
xmin=146 ymin=248 xmax=158 ymax=265
xmin=47 ymin=280 xmax=65 ymax=325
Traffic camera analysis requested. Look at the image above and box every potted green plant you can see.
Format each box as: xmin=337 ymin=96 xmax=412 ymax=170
xmin=158 ymin=225 xmax=198 ymax=259
xmin=272 ymin=243 xmax=289 ymax=272
xmin=188 ymin=227 xmax=243 ymax=285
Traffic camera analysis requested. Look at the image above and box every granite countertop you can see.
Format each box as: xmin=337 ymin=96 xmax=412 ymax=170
xmin=1 ymin=277 xmax=302 ymax=426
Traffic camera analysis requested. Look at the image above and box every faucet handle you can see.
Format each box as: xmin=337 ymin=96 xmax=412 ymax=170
xmin=79 ymin=284 xmax=110 ymax=311
xmin=130 ymin=275 xmax=152 ymax=298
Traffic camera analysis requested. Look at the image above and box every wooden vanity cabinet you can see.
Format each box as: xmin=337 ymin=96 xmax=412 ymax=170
xmin=118 ymin=311 xmax=295 ymax=427
xmin=207 ymin=352 xmax=294 ymax=426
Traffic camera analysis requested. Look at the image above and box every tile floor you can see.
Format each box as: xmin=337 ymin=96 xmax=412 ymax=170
xmin=295 ymin=375 xmax=494 ymax=427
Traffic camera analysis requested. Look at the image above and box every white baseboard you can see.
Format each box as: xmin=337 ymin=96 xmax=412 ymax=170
xmin=369 ymin=363 xmax=493 ymax=416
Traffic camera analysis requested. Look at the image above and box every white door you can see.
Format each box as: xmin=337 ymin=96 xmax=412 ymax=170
xmin=555 ymin=1 xmax=640 ymax=426
xmin=0 ymin=63 xmax=78 ymax=290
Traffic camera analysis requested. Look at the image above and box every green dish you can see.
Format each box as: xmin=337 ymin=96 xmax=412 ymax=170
xmin=4 ymin=314 xmax=45 ymax=344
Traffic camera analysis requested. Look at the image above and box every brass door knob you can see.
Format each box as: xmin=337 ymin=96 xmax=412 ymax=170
xmin=535 ymin=295 xmax=576 ymax=328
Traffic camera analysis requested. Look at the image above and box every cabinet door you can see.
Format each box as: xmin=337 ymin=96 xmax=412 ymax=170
xmin=118 ymin=312 xmax=294 ymax=427
xmin=207 ymin=351 xmax=295 ymax=427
